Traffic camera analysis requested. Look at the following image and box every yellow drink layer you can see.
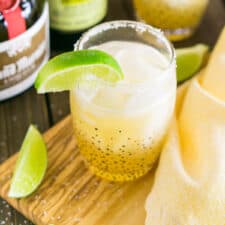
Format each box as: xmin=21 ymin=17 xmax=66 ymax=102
xmin=70 ymin=41 xmax=176 ymax=181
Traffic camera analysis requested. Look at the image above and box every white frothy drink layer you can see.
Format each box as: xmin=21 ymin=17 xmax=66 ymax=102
xmin=94 ymin=41 xmax=168 ymax=83
xmin=75 ymin=41 xmax=174 ymax=113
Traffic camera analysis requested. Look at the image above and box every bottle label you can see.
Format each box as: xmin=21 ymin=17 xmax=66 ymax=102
xmin=0 ymin=2 xmax=50 ymax=100
xmin=2 ymin=0 xmax=26 ymax=39
xmin=49 ymin=0 xmax=107 ymax=32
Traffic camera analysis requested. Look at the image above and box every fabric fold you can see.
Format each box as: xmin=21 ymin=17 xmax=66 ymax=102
xmin=145 ymin=77 xmax=225 ymax=225
xmin=146 ymin=27 xmax=225 ymax=225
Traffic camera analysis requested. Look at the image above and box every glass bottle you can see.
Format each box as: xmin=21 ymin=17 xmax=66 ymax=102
xmin=48 ymin=0 xmax=108 ymax=33
xmin=0 ymin=0 xmax=50 ymax=100
xmin=133 ymin=0 xmax=209 ymax=41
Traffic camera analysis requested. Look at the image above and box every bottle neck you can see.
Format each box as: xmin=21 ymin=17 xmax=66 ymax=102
xmin=1 ymin=0 xmax=26 ymax=39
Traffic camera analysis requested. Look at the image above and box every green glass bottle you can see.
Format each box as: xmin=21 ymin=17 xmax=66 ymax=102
xmin=49 ymin=0 xmax=108 ymax=33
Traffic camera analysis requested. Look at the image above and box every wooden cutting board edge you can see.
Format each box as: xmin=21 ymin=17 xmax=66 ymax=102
xmin=0 ymin=114 xmax=154 ymax=225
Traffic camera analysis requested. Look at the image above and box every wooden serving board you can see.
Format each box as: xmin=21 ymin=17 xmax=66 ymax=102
xmin=0 ymin=116 xmax=155 ymax=225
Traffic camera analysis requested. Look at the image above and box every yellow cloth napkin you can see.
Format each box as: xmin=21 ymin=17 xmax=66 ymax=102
xmin=145 ymin=28 xmax=225 ymax=225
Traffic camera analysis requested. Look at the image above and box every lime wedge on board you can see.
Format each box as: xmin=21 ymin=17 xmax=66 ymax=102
xmin=35 ymin=50 xmax=124 ymax=93
xmin=176 ymin=44 xmax=209 ymax=82
xmin=8 ymin=125 xmax=47 ymax=198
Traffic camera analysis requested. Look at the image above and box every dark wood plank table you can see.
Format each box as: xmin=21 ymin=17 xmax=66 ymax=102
xmin=0 ymin=0 xmax=224 ymax=224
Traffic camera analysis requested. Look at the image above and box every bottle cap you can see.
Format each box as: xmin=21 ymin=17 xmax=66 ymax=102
xmin=0 ymin=0 xmax=15 ymax=11
xmin=1 ymin=0 xmax=26 ymax=39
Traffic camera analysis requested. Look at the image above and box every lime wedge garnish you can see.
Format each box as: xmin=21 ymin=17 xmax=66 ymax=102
xmin=176 ymin=44 xmax=209 ymax=82
xmin=35 ymin=50 xmax=124 ymax=93
xmin=8 ymin=125 xmax=47 ymax=198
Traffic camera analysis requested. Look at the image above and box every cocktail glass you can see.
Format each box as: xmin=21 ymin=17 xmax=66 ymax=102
xmin=71 ymin=21 xmax=176 ymax=182
xmin=133 ymin=0 xmax=209 ymax=41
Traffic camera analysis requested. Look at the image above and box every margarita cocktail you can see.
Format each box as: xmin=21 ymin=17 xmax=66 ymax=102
xmin=70 ymin=21 xmax=176 ymax=181
xmin=133 ymin=0 xmax=209 ymax=41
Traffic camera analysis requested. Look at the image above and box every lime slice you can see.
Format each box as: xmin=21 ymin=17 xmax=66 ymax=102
xmin=35 ymin=50 xmax=124 ymax=93
xmin=176 ymin=44 xmax=209 ymax=82
xmin=8 ymin=125 xmax=47 ymax=198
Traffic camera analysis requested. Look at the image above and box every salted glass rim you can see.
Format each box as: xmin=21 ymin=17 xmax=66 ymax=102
xmin=74 ymin=20 xmax=176 ymax=89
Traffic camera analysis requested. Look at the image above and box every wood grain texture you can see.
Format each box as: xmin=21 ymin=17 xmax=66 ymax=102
xmin=0 ymin=116 xmax=155 ymax=225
